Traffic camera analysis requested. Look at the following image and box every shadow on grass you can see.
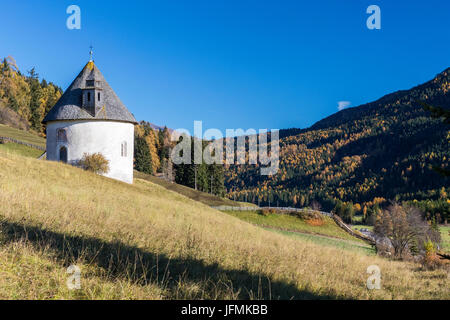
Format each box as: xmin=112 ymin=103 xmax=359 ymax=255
xmin=0 ymin=220 xmax=340 ymax=300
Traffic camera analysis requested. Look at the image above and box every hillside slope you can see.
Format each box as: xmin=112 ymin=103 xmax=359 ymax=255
xmin=0 ymin=150 xmax=448 ymax=299
xmin=0 ymin=124 xmax=46 ymax=147
xmin=135 ymin=171 xmax=255 ymax=207
xmin=226 ymin=68 xmax=450 ymax=219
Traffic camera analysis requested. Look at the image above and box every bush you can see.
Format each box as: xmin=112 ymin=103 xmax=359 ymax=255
xmin=422 ymin=239 xmax=441 ymax=270
xmin=305 ymin=218 xmax=324 ymax=226
xmin=374 ymin=203 xmax=441 ymax=259
xmin=259 ymin=208 xmax=276 ymax=216
xmin=78 ymin=153 xmax=110 ymax=174
xmin=297 ymin=210 xmax=323 ymax=221
xmin=333 ymin=200 xmax=354 ymax=224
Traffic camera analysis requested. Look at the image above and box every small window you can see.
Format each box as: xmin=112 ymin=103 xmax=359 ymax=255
xmin=87 ymin=92 xmax=91 ymax=102
xmin=57 ymin=128 xmax=67 ymax=142
xmin=98 ymin=92 xmax=100 ymax=101
xmin=121 ymin=141 xmax=127 ymax=157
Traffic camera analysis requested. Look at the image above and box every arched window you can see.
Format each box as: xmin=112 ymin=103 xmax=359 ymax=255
xmin=57 ymin=128 xmax=67 ymax=142
xmin=87 ymin=92 xmax=91 ymax=102
xmin=121 ymin=141 xmax=127 ymax=157
xmin=98 ymin=92 xmax=101 ymax=101
xmin=59 ymin=146 xmax=68 ymax=163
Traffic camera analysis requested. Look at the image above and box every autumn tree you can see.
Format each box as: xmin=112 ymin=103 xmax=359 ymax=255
xmin=144 ymin=128 xmax=160 ymax=172
xmin=0 ymin=57 xmax=61 ymax=133
xmin=374 ymin=203 xmax=441 ymax=259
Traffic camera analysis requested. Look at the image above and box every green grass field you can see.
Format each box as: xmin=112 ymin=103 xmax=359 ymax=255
xmin=0 ymin=142 xmax=44 ymax=158
xmin=440 ymin=225 xmax=450 ymax=252
xmin=270 ymin=229 xmax=375 ymax=256
xmin=0 ymin=124 xmax=46 ymax=147
xmin=223 ymin=210 xmax=364 ymax=243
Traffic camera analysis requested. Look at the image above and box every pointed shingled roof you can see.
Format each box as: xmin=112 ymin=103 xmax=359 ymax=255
xmin=43 ymin=61 xmax=137 ymax=124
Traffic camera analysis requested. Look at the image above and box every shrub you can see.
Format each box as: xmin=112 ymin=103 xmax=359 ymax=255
xmin=375 ymin=241 xmax=394 ymax=258
xmin=78 ymin=153 xmax=110 ymax=174
xmin=374 ymin=203 xmax=441 ymax=259
xmin=422 ymin=239 xmax=441 ymax=270
xmin=298 ymin=210 xmax=323 ymax=221
xmin=306 ymin=218 xmax=324 ymax=226
xmin=333 ymin=200 xmax=354 ymax=224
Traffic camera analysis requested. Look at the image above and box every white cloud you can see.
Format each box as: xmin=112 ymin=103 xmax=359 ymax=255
xmin=337 ymin=101 xmax=351 ymax=111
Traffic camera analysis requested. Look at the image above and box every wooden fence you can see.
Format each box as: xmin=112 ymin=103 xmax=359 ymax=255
xmin=211 ymin=205 xmax=333 ymax=217
xmin=0 ymin=136 xmax=45 ymax=151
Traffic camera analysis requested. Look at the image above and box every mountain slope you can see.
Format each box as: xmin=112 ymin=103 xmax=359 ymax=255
xmin=1 ymin=150 xmax=449 ymax=299
xmin=311 ymin=67 xmax=450 ymax=131
xmin=225 ymin=68 xmax=450 ymax=220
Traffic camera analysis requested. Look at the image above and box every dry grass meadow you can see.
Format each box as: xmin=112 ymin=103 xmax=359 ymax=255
xmin=0 ymin=150 xmax=448 ymax=299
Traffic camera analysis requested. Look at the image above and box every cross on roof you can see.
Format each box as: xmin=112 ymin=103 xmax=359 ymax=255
xmin=89 ymin=45 xmax=94 ymax=62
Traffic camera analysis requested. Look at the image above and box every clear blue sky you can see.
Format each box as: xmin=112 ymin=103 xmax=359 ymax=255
xmin=1 ymin=0 xmax=449 ymax=133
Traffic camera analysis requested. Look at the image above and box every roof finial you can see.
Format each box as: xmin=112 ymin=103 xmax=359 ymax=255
xmin=89 ymin=45 xmax=94 ymax=62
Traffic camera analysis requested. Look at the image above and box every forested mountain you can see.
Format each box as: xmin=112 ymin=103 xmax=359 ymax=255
xmin=0 ymin=57 xmax=62 ymax=134
xmin=225 ymin=68 xmax=450 ymax=223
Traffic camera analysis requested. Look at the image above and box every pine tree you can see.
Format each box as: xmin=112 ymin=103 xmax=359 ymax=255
xmin=134 ymin=135 xmax=153 ymax=174
xmin=209 ymin=164 xmax=225 ymax=196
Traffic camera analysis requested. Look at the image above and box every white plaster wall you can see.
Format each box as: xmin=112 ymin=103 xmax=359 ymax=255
xmin=46 ymin=120 xmax=134 ymax=183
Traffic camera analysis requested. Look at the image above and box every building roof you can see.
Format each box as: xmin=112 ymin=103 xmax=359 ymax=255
xmin=43 ymin=61 xmax=137 ymax=124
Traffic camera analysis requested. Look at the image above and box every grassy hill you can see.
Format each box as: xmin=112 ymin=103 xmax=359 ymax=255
xmin=0 ymin=124 xmax=45 ymax=147
xmin=0 ymin=141 xmax=43 ymax=158
xmin=0 ymin=123 xmax=250 ymax=207
xmin=0 ymin=124 xmax=45 ymax=158
xmin=135 ymin=170 xmax=255 ymax=208
xmin=0 ymin=150 xmax=449 ymax=299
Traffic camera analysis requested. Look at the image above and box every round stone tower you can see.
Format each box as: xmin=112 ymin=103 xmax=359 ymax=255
xmin=43 ymin=60 xmax=137 ymax=184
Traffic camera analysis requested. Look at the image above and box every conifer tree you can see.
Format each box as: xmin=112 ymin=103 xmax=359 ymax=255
xmin=134 ymin=134 xmax=153 ymax=174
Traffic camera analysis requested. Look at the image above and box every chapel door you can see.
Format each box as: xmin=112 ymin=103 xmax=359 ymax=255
xmin=59 ymin=146 xmax=68 ymax=163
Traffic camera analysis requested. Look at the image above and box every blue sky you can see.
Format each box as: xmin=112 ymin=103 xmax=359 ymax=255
xmin=1 ymin=1 xmax=449 ymax=133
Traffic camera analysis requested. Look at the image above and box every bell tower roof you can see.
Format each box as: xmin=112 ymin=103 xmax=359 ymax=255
xmin=43 ymin=60 xmax=137 ymax=124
